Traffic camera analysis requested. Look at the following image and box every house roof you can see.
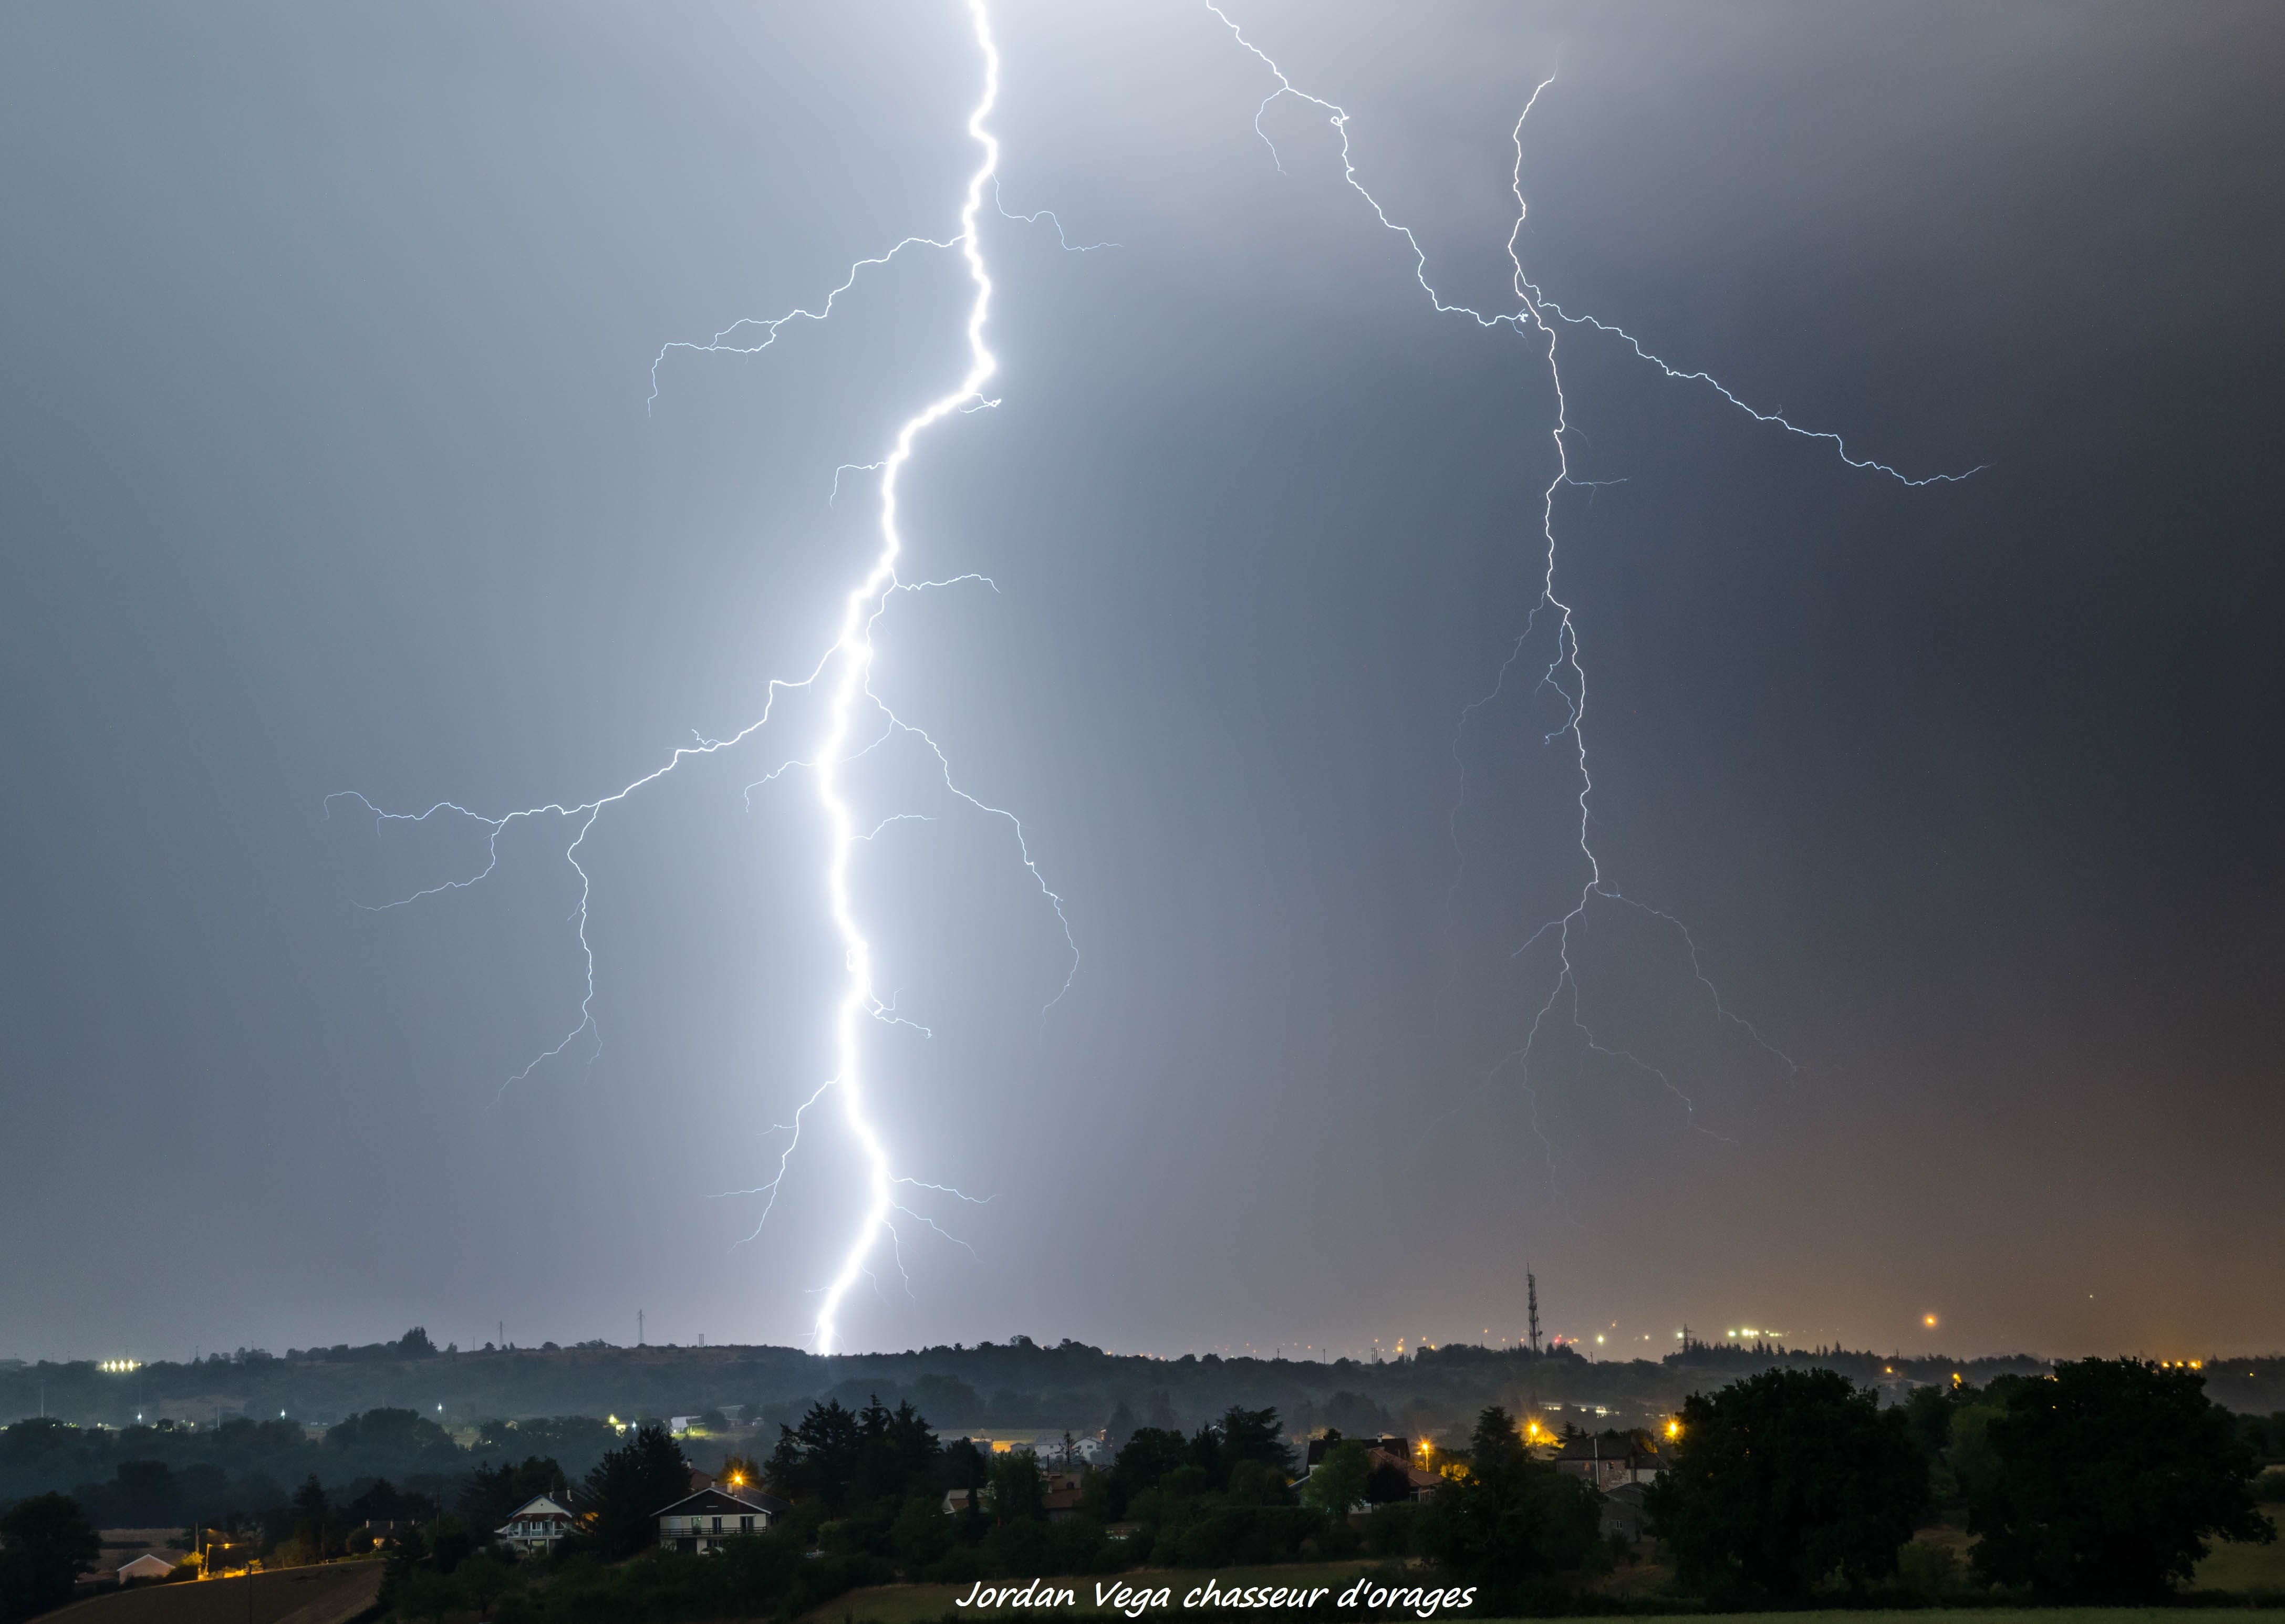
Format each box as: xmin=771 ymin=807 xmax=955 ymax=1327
xmin=652 ymin=1485 xmax=792 ymax=1519
xmin=1307 ymin=1434 xmax=1408 ymax=1466
xmin=498 ymin=1493 xmax=578 ymax=1523
xmin=1553 ymin=1431 xmax=1658 ymax=1462
xmin=117 ymin=1554 xmax=176 ymax=1579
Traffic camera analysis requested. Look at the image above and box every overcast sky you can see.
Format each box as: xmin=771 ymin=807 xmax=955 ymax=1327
xmin=3 ymin=0 xmax=2279 ymax=1367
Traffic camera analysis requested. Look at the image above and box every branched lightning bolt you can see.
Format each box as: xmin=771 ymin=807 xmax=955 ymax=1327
xmin=1209 ymin=7 xmax=1970 ymax=1168
xmin=336 ymin=0 xmax=1080 ymax=1353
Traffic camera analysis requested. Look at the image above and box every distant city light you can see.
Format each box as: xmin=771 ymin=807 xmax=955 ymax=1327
xmin=1924 ymin=1314 xmax=1938 ymax=1328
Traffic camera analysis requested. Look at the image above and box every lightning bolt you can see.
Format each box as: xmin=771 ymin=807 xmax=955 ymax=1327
xmin=333 ymin=0 xmax=1075 ymax=1354
xmin=1208 ymin=7 xmax=1974 ymax=1175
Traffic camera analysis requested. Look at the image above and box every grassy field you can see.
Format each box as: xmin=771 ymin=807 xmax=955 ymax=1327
xmin=797 ymin=1518 xmax=2285 ymax=1624
xmin=2194 ymin=1509 xmax=2285 ymax=1594
xmin=1581 ymin=1617 xmax=2285 ymax=1624
xmin=43 ymin=1561 xmax=383 ymax=1624
xmin=798 ymin=1561 xmax=1388 ymax=1624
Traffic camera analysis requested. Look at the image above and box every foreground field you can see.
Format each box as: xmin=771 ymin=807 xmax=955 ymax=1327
xmin=2195 ymin=1508 xmax=2285 ymax=1592
xmin=1581 ymin=1617 xmax=2285 ymax=1624
xmin=43 ymin=1561 xmax=383 ymax=1624
xmin=801 ymin=1561 xmax=1387 ymax=1624
xmin=806 ymin=1590 xmax=2285 ymax=1624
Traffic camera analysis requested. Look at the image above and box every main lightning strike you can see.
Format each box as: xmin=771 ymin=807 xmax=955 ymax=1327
xmin=1208 ymin=7 xmax=1974 ymax=1176
xmin=335 ymin=0 xmax=1072 ymax=1354
xmin=805 ymin=0 xmax=1012 ymax=1352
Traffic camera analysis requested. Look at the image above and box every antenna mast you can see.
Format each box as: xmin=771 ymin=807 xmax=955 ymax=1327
xmin=1526 ymin=1272 xmax=1542 ymax=1356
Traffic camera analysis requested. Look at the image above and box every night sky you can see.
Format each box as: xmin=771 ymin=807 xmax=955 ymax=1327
xmin=3 ymin=2 xmax=2278 ymax=1365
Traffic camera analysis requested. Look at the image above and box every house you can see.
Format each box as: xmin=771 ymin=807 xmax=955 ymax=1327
xmin=1030 ymin=1434 xmax=1109 ymax=1469
xmin=653 ymin=1485 xmax=793 ymax=1554
xmin=1599 ymin=1482 xmax=1650 ymax=1542
xmin=1043 ymin=1472 xmax=1088 ymax=1523
xmin=1295 ymin=1434 xmax=1441 ymax=1504
xmin=495 ymin=1492 xmax=581 ymax=1554
xmin=1305 ymin=1434 xmax=1410 ymax=1467
xmin=116 ymin=1554 xmax=176 ymax=1583
xmin=942 ymin=1486 xmax=986 ymax=1516
xmin=1551 ymin=1431 xmax=1664 ymax=1490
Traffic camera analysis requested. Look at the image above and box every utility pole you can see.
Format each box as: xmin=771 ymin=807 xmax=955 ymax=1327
xmin=1526 ymin=1274 xmax=1542 ymax=1356
xmin=637 ymin=1310 xmax=644 ymax=1347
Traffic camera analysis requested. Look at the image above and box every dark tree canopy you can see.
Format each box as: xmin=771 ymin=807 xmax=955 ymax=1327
xmin=763 ymin=1396 xmax=941 ymax=1516
xmin=1645 ymin=1368 xmax=1929 ymax=1601
xmin=1968 ymin=1358 xmax=2274 ymax=1601
xmin=581 ymin=1423 xmax=690 ymax=1559
xmin=461 ymin=1454 xmax=567 ymax=1533
xmin=1413 ymin=1407 xmax=1602 ymax=1587
xmin=0 ymin=1491 xmax=102 ymax=1622
xmin=988 ymin=1448 xmax=1047 ymax=1523
xmin=1299 ymin=1440 xmax=1372 ymax=1516
xmin=1201 ymin=1406 xmax=1295 ymax=1483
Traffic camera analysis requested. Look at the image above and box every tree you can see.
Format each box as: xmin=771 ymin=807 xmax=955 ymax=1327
xmin=0 ymin=1492 xmax=102 ymax=1622
xmin=290 ymin=1473 xmax=334 ymax=1559
xmin=394 ymin=1568 xmax=460 ymax=1624
xmin=988 ymin=1449 xmax=1046 ymax=1523
xmin=764 ymin=1397 xmax=941 ymax=1515
xmin=1195 ymin=1406 xmax=1293 ymax=1488
xmin=1413 ymin=1407 xmax=1602 ymax=1586
xmin=456 ymin=1554 xmax=515 ymax=1620
xmin=582 ymin=1423 xmax=689 ymax=1559
xmin=1644 ymin=1368 xmax=1929 ymax=1601
xmin=1968 ymin=1357 xmax=2274 ymax=1601
xmin=1300 ymin=1440 xmax=1372 ymax=1515
xmin=461 ymin=1455 xmax=566 ymax=1533
xmin=1104 ymin=1399 xmax=1139 ymax=1453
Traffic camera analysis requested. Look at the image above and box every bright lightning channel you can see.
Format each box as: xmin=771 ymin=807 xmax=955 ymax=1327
xmin=332 ymin=0 xmax=1075 ymax=1354
xmin=1208 ymin=7 xmax=1976 ymax=1175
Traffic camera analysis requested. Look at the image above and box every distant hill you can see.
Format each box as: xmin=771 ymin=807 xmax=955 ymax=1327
xmin=7 ymin=1331 xmax=2276 ymax=1449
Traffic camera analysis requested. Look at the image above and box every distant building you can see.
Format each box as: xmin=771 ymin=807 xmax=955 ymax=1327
xmin=1030 ymin=1434 xmax=1108 ymax=1469
xmin=1044 ymin=1472 xmax=1088 ymax=1523
xmin=116 ymin=1554 xmax=176 ymax=1583
xmin=1600 ymin=1482 xmax=1650 ymax=1541
xmin=1551 ymin=1431 xmax=1664 ymax=1490
xmin=1306 ymin=1434 xmax=1409 ymax=1467
xmin=1296 ymin=1434 xmax=1440 ymax=1504
xmin=653 ymin=1486 xmax=793 ymax=1554
xmin=495 ymin=1492 xmax=581 ymax=1554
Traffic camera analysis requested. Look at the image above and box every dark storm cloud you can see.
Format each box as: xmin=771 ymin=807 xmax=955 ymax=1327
xmin=1 ymin=1 xmax=2277 ymax=1363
